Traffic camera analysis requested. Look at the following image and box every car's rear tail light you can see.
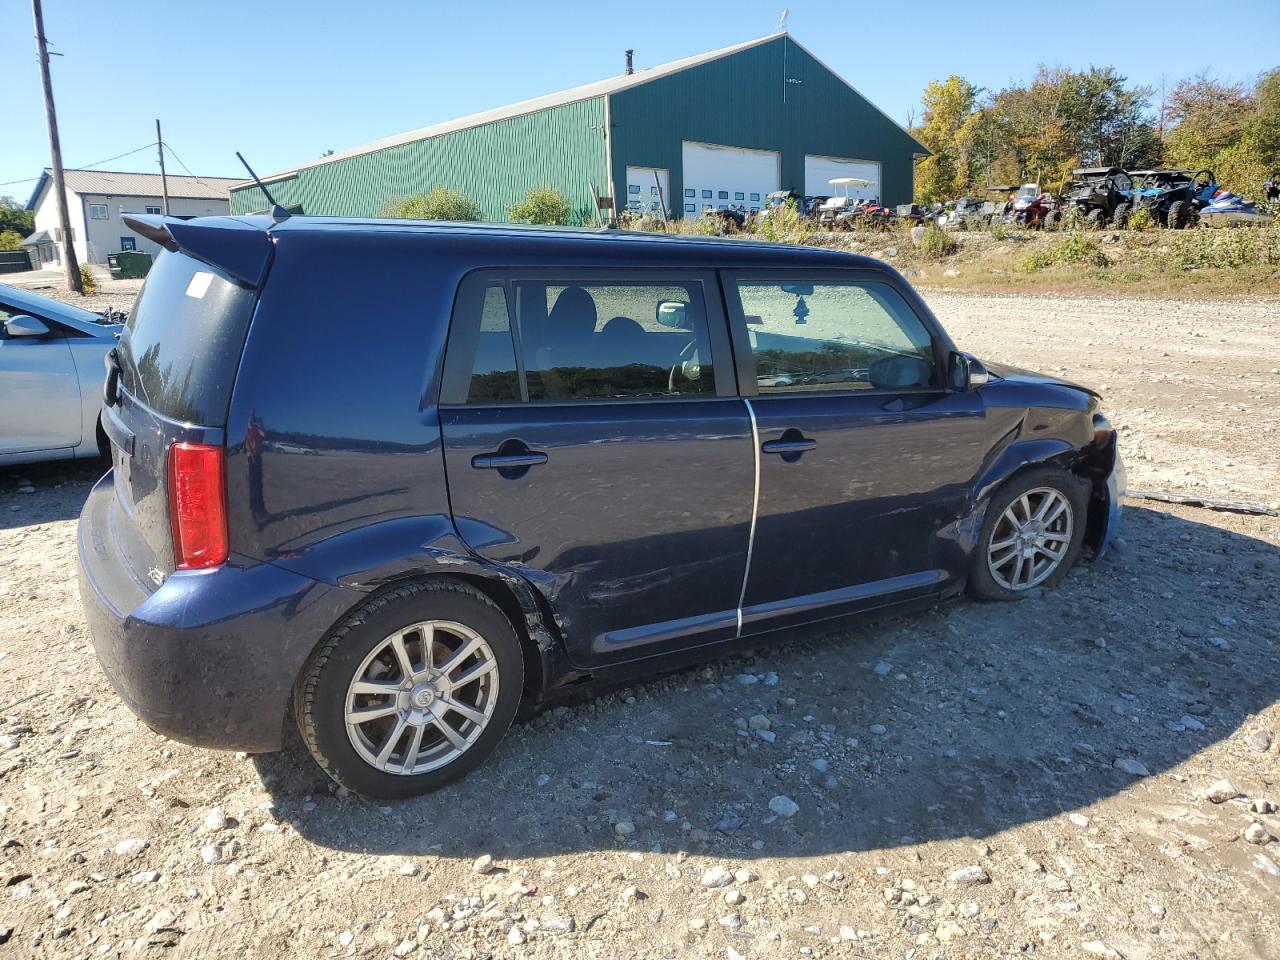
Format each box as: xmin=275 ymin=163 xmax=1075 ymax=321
xmin=167 ymin=442 xmax=227 ymax=570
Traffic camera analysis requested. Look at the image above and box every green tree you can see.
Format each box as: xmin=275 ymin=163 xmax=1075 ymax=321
xmin=1246 ymin=68 xmax=1280 ymax=170
xmin=1162 ymin=74 xmax=1253 ymax=167
xmin=507 ymin=185 xmax=572 ymax=225
xmin=0 ymin=197 xmax=35 ymax=238
xmin=913 ymin=76 xmax=979 ymax=202
xmin=379 ymin=187 xmax=482 ymax=221
xmin=0 ymin=230 xmax=24 ymax=251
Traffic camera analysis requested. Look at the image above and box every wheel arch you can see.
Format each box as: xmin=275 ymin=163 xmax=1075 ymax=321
xmin=291 ymin=563 xmax=576 ymax=718
xmin=972 ymin=430 xmax=1115 ymax=556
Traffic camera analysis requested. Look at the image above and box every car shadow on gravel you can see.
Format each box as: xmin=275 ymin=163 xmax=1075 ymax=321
xmin=0 ymin=459 xmax=104 ymax=529
xmin=254 ymin=504 xmax=1279 ymax=861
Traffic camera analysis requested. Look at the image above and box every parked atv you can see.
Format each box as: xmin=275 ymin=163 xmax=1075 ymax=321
xmin=1006 ymin=183 xmax=1055 ymax=228
xmin=1130 ymin=169 xmax=1217 ymax=228
xmin=1060 ymin=167 xmax=1134 ymax=229
xmin=940 ymin=197 xmax=987 ymax=229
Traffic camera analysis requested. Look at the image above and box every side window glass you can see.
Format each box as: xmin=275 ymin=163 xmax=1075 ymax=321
xmin=736 ymin=280 xmax=935 ymax=393
xmin=515 ymin=281 xmax=715 ymax=402
xmin=442 ymin=280 xmax=521 ymax=404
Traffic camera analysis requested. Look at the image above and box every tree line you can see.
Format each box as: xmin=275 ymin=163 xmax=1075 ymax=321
xmin=911 ymin=67 xmax=1280 ymax=203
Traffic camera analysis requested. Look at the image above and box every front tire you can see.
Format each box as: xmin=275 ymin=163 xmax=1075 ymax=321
xmin=295 ymin=580 xmax=523 ymax=799
xmin=1166 ymin=200 xmax=1188 ymax=229
xmin=968 ymin=468 xmax=1089 ymax=601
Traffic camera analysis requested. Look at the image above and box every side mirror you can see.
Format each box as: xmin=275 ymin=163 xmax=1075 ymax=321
xmin=951 ymin=352 xmax=989 ymax=391
xmin=4 ymin=315 xmax=51 ymax=338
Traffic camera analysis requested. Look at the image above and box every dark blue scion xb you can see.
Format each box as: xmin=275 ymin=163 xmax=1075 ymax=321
xmin=77 ymin=214 xmax=1123 ymax=798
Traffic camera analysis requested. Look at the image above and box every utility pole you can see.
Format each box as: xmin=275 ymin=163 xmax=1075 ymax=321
xmin=32 ymin=0 xmax=82 ymax=293
xmin=155 ymin=119 xmax=170 ymax=215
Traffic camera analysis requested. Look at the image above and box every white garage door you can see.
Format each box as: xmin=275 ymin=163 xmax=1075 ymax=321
xmin=625 ymin=166 xmax=670 ymax=216
xmin=804 ymin=155 xmax=881 ymax=202
xmin=681 ymin=142 xmax=780 ymax=219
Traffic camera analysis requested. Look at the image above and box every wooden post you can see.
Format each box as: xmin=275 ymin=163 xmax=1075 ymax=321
xmin=31 ymin=0 xmax=82 ymax=293
xmin=156 ymin=119 xmax=170 ymax=215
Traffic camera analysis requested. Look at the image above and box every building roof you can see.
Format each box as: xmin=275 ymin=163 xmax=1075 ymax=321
xmin=26 ymin=168 xmax=240 ymax=208
xmin=236 ymin=33 xmax=927 ymax=189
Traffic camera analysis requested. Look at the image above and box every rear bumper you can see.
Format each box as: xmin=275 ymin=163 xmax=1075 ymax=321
xmin=77 ymin=472 xmax=361 ymax=752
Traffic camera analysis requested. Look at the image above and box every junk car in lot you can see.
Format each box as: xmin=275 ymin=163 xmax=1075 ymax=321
xmin=77 ymin=215 xmax=1125 ymax=798
xmin=0 ymin=282 xmax=123 ymax=466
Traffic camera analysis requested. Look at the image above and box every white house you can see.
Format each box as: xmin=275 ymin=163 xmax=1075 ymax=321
xmin=25 ymin=168 xmax=241 ymax=266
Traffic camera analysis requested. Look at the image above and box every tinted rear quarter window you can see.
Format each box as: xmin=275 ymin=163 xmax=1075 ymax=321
xmin=119 ymin=251 xmax=256 ymax=424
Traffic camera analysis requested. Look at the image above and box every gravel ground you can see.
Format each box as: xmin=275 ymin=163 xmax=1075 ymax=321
xmin=0 ymin=288 xmax=1276 ymax=959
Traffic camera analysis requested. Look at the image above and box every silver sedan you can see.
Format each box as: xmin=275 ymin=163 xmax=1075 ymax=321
xmin=0 ymin=282 xmax=123 ymax=466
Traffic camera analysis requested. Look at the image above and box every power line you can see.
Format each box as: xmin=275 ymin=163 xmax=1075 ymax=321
xmin=0 ymin=141 xmax=156 ymax=188
xmin=160 ymin=141 xmax=235 ymax=193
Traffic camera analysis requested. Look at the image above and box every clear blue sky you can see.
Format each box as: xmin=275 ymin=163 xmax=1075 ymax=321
xmin=2 ymin=0 xmax=1275 ymax=200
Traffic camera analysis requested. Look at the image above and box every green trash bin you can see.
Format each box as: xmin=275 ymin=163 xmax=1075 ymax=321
xmin=109 ymin=250 xmax=153 ymax=279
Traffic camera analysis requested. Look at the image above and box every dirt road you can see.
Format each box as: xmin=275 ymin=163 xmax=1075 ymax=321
xmin=0 ymin=289 xmax=1276 ymax=959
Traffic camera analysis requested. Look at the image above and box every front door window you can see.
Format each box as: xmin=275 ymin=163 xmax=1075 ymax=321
xmin=736 ymin=280 xmax=936 ymax=393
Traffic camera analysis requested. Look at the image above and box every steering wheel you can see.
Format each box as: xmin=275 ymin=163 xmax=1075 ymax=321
xmin=668 ymin=338 xmax=702 ymax=393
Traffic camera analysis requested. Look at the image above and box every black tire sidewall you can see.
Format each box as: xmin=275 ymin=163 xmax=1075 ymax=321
xmin=968 ymin=467 xmax=1089 ymax=602
xmin=299 ymin=583 xmax=523 ymax=799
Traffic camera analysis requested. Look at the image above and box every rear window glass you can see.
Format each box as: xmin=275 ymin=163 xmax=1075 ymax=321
xmin=118 ymin=250 xmax=256 ymax=424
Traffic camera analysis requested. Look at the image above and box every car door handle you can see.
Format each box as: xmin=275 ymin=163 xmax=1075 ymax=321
xmin=761 ymin=438 xmax=817 ymax=455
xmin=471 ymin=451 xmax=549 ymax=470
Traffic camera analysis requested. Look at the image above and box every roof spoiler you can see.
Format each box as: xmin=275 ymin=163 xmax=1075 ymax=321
xmin=122 ymin=215 xmax=271 ymax=288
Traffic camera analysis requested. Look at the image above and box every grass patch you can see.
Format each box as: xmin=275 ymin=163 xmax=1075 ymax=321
xmin=1017 ymin=232 xmax=1108 ymax=272
xmin=920 ymin=223 xmax=958 ymax=259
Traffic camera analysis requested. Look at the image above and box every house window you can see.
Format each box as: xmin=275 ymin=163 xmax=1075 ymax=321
xmin=89 ymin=204 xmax=108 ymax=220
xmin=701 ymin=190 xmax=712 ymax=199
xmin=684 ymin=203 xmax=695 ymax=213
xmin=628 ymin=185 xmax=641 ymax=195
xmin=718 ymin=191 xmax=729 ymax=200
xmin=145 ymin=205 xmax=163 ymax=215
xmin=684 ymin=188 xmax=695 ymax=198
xmin=735 ymin=192 xmax=745 ymax=201
xmin=120 ymin=237 xmax=136 ymax=251
xmin=750 ymin=193 xmax=761 ymax=202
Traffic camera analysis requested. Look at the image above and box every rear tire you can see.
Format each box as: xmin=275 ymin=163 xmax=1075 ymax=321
xmin=967 ymin=467 xmax=1089 ymax=602
xmin=1085 ymin=208 xmax=1106 ymax=230
xmin=1043 ymin=209 xmax=1061 ymax=230
xmin=1166 ymin=200 xmax=1188 ymax=230
xmin=1112 ymin=202 xmax=1130 ymax=228
xmin=294 ymin=580 xmax=524 ymax=799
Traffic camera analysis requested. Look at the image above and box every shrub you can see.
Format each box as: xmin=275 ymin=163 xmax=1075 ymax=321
xmin=1125 ymin=207 xmax=1158 ymax=232
xmin=508 ymin=186 xmax=573 ymax=226
xmin=666 ymin=213 xmax=726 ymax=237
xmin=79 ymin=265 xmax=97 ymax=294
xmin=920 ymin=222 xmax=958 ymax=259
xmin=0 ymin=229 xmax=23 ymax=252
xmin=1160 ymin=226 xmax=1280 ymax=269
xmin=1017 ymin=232 xmax=1108 ymax=272
xmin=755 ymin=198 xmax=810 ymax=244
xmin=988 ymin=221 xmax=1009 ymax=240
xmin=379 ymin=187 xmax=482 ymax=222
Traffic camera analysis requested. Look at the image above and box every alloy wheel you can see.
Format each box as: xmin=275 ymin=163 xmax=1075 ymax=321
xmin=344 ymin=620 xmax=499 ymax=775
xmin=986 ymin=487 xmax=1074 ymax=591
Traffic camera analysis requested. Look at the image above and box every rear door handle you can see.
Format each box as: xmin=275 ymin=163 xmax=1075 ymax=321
xmin=761 ymin=438 xmax=817 ymax=455
xmin=471 ymin=452 xmax=548 ymax=470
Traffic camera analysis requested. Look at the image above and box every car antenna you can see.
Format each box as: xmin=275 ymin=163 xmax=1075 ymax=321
xmin=235 ymin=151 xmax=290 ymax=223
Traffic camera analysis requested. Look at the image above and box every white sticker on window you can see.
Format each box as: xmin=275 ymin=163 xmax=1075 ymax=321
xmin=185 ymin=271 xmax=214 ymax=299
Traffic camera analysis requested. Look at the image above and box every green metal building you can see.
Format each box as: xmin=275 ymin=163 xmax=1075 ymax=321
xmin=229 ymin=34 xmax=927 ymax=222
